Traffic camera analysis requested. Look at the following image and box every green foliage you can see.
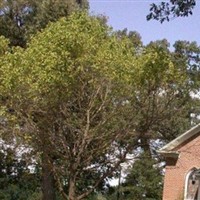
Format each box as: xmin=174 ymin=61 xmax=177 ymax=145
xmin=173 ymin=40 xmax=200 ymax=90
xmin=0 ymin=147 xmax=41 ymax=200
xmin=121 ymin=152 xmax=162 ymax=200
xmin=0 ymin=36 xmax=9 ymax=55
xmin=127 ymin=39 xmax=199 ymax=142
xmin=0 ymin=0 xmax=88 ymax=47
xmin=147 ymin=0 xmax=196 ymax=23
xmin=115 ymin=28 xmax=143 ymax=49
xmin=1 ymin=12 xmax=137 ymax=199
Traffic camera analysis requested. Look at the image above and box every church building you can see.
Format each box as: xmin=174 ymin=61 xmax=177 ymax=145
xmin=159 ymin=124 xmax=200 ymax=200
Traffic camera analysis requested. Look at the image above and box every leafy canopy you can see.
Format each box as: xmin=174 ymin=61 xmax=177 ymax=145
xmin=1 ymin=12 xmax=137 ymax=200
xmin=147 ymin=0 xmax=196 ymax=23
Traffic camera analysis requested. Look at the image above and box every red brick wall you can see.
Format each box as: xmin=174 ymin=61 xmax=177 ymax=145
xmin=162 ymin=133 xmax=200 ymax=200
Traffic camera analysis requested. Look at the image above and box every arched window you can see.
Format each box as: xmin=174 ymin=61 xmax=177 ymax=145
xmin=185 ymin=168 xmax=200 ymax=200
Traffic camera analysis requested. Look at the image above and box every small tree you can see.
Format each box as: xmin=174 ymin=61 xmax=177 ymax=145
xmin=121 ymin=152 xmax=163 ymax=200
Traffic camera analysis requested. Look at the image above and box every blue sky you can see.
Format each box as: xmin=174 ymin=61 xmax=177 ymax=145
xmin=89 ymin=0 xmax=200 ymax=47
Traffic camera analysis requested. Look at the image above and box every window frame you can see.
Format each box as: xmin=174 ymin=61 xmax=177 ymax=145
xmin=184 ymin=168 xmax=200 ymax=200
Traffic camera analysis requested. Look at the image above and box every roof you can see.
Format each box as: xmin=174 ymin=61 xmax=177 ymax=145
xmin=158 ymin=123 xmax=200 ymax=157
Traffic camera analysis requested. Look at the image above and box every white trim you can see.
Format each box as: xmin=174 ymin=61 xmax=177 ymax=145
xmin=160 ymin=124 xmax=200 ymax=153
xmin=184 ymin=168 xmax=200 ymax=200
xmin=198 ymin=182 xmax=200 ymax=200
xmin=184 ymin=168 xmax=196 ymax=200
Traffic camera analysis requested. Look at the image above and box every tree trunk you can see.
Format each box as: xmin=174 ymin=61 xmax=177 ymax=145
xmin=141 ymin=137 xmax=151 ymax=155
xmin=69 ymin=177 xmax=77 ymax=200
xmin=42 ymin=152 xmax=56 ymax=200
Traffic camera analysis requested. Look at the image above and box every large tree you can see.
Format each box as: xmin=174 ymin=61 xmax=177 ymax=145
xmin=0 ymin=12 xmax=139 ymax=200
xmin=0 ymin=0 xmax=88 ymax=198
xmin=126 ymin=39 xmax=200 ymax=152
xmin=123 ymin=39 xmax=200 ymax=200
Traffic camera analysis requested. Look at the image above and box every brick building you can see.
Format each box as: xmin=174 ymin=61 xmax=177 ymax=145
xmin=159 ymin=124 xmax=200 ymax=200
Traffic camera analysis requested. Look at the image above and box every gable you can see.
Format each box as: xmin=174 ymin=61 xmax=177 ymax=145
xmin=158 ymin=123 xmax=200 ymax=157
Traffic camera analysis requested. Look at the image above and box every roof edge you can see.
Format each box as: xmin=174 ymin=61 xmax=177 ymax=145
xmin=159 ymin=123 xmax=200 ymax=152
xmin=157 ymin=150 xmax=179 ymax=158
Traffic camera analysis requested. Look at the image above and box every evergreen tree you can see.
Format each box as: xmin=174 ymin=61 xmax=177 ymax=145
xmin=121 ymin=152 xmax=162 ymax=200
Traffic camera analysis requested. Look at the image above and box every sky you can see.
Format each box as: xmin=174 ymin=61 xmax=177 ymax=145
xmin=89 ymin=0 xmax=200 ymax=47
